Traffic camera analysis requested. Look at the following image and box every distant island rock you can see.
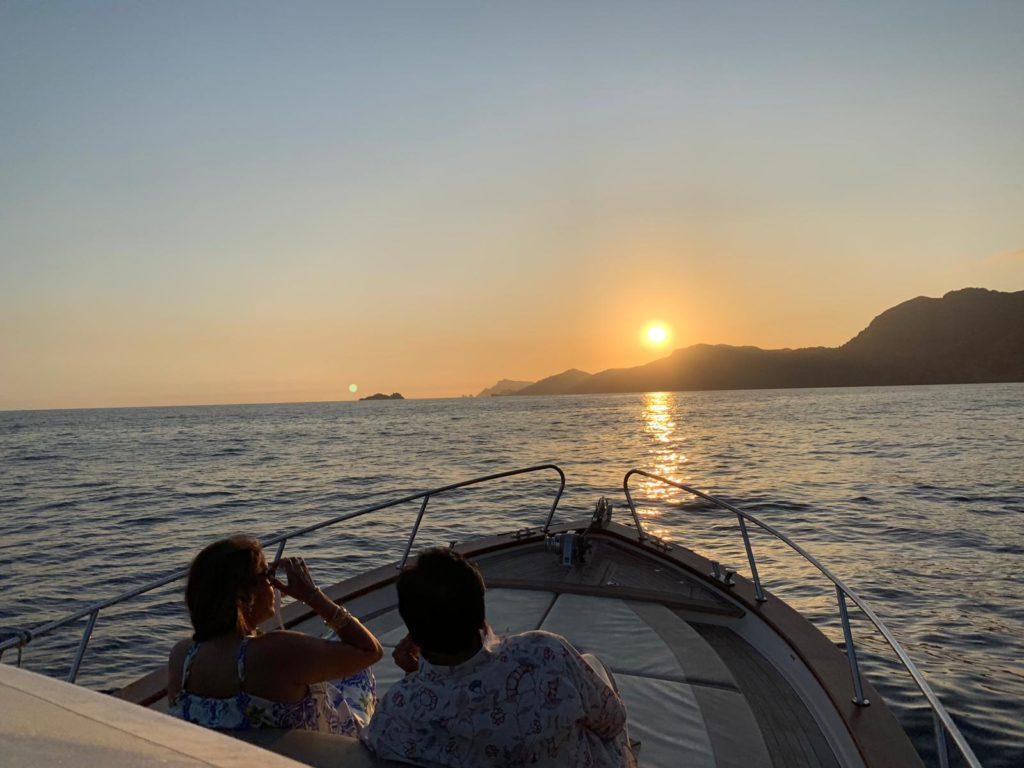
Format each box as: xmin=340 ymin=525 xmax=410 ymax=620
xmin=476 ymin=379 xmax=534 ymax=397
xmin=359 ymin=392 xmax=405 ymax=401
xmin=510 ymin=288 xmax=1024 ymax=396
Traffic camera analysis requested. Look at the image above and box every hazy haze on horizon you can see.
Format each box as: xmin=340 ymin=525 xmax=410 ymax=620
xmin=2 ymin=1 xmax=1022 ymax=409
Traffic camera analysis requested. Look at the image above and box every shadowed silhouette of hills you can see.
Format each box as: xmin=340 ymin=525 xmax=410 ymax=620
xmin=476 ymin=379 xmax=534 ymax=397
xmin=511 ymin=288 xmax=1024 ymax=396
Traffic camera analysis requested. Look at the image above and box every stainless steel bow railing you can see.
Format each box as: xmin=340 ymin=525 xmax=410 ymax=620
xmin=0 ymin=464 xmax=565 ymax=684
xmin=622 ymin=468 xmax=980 ymax=768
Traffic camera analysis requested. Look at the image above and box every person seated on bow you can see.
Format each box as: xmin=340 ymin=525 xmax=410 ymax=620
xmin=167 ymin=536 xmax=382 ymax=735
xmin=362 ymin=547 xmax=632 ymax=767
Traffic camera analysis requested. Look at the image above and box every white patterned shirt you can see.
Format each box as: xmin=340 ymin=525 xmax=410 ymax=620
xmin=362 ymin=630 xmax=628 ymax=768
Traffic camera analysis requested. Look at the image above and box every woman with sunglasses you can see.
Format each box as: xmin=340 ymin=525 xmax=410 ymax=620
xmin=167 ymin=535 xmax=382 ymax=735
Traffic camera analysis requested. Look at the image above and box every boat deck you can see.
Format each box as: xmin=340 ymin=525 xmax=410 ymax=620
xmin=287 ymin=536 xmax=844 ymax=768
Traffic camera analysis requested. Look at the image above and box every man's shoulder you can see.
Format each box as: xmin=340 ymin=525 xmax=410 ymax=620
xmin=501 ymin=629 xmax=569 ymax=645
xmin=497 ymin=629 xmax=574 ymax=658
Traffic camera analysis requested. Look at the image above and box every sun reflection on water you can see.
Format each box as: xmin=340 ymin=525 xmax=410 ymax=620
xmin=635 ymin=391 xmax=693 ymax=542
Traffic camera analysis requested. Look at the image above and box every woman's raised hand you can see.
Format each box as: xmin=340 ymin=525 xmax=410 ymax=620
xmin=269 ymin=557 xmax=321 ymax=604
xmin=269 ymin=557 xmax=382 ymax=664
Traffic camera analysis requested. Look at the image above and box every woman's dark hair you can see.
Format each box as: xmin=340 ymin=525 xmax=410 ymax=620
xmin=185 ymin=535 xmax=265 ymax=642
xmin=397 ymin=548 xmax=486 ymax=655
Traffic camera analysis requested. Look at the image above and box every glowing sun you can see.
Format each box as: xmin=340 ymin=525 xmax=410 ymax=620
xmin=643 ymin=322 xmax=671 ymax=348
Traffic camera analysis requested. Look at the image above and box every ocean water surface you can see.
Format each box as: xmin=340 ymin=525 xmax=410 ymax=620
xmin=1 ymin=384 xmax=1021 ymax=766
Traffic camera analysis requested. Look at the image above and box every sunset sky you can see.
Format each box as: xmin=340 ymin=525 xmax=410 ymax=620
xmin=2 ymin=2 xmax=1022 ymax=410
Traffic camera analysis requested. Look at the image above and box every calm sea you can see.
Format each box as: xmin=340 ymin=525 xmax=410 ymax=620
xmin=1 ymin=385 xmax=1021 ymax=765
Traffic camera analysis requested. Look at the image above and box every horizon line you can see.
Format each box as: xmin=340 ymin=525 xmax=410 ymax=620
xmin=3 ymin=380 xmax=1020 ymax=415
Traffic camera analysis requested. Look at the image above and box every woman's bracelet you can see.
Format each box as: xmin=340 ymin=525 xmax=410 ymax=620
xmin=326 ymin=604 xmax=353 ymax=632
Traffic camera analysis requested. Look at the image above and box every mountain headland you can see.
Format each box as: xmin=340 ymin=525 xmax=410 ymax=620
xmin=476 ymin=379 xmax=534 ymax=397
xmin=499 ymin=288 xmax=1024 ymax=396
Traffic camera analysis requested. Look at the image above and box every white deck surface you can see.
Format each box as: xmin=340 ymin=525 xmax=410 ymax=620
xmin=0 ymin=663 xmax=309 ymax=767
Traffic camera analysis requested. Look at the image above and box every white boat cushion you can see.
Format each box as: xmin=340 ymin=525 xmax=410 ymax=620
xmin=627 ymin=600 xmax=738 ymax=689
xmin=615 ymin=673 xmax=716 ymax=768
xmin=486 ymin=587 xmax=558 ymax=635
xmin=540 ymin=592 xmax=687 ymax=681
xmin=690 ymin=686 xmax=773 ymax=768
xmin=540 ymin=593 xmax=772 ymax=768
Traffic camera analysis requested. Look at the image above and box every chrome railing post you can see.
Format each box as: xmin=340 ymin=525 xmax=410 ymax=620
xmin=836 ymin=586 xmax=869 ymax=706
xmin=621 ymin=471 xmax=648 ymax=542
xmin=68 ymin=610 xmax=99 ymax=684
xmin=933 ymin=711 xmax=950 ymax=768
xmin=736 ymin=514 xmax=767 ymax=602
xmin=541 ymin=466 xmax=567 ymax=534
xmin=0 ymin=629 xmax=33 ymax=665
xmin=273 ymin=539 xmax=287 ymax=566
xmin=398 ymin=494 xmax=431 ymax=569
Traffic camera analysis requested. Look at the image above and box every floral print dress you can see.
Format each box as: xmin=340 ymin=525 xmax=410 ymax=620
xmin=169 ymin=636 xmax=375 ymax=735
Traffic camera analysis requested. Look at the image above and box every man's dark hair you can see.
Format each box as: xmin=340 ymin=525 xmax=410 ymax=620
xmin=397 ymin=548 xmax=486 ymax=655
